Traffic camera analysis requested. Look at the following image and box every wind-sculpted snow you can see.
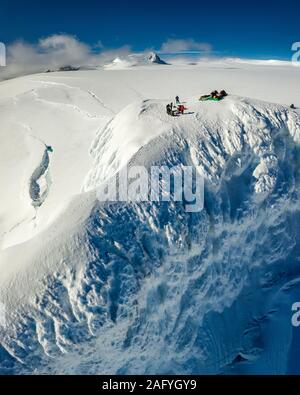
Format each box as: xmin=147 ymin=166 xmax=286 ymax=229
xmin=0 ymin=96 xmax=300 ymax=374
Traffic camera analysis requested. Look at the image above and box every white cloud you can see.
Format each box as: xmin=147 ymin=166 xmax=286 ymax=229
xmin=38 ymin=34 xmax=91 ymax=64
xmin=0 ymin=34 xmax=132 ymax=80
xmin=160 ymin=38 xmax=212 ymax=54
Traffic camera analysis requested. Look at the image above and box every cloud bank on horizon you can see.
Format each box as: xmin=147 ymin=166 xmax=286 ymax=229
xmin=0 ymin=34 xmax=132 ymax=80
xmin=1 ymin=35 xmax=211 ymax=80
xmin=0 ymin=34 xmax=294 ymax=81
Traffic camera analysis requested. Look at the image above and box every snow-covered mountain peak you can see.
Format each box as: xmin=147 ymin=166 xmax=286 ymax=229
xmin=104 ymin=57 xmax=136 ymax=69
xmin=147 ymin=52 xmax=167 ymax=64
xmin=84 ymin=96 xmax=300 ymax=199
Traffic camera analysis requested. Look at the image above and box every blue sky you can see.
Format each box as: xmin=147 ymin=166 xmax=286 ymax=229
xmin=1 ymin=0 xmax=299 ymax=59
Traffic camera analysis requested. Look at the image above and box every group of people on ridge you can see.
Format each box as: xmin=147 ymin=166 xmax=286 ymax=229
xmin=166 ymin=91 xmax=297 ymax=115
xmin=166 ymin=96 xmax=187 ymax=116
xmin=166 ymin=90 xmax=229 ymax=116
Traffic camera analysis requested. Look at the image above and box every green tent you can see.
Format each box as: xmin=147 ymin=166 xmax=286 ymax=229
xmin=199 ymin=96 xmax=223 ymax=102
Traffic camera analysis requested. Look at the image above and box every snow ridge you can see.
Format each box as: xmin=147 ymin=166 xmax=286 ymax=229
xmin=1 ymin=96 xmax=300 ymax=374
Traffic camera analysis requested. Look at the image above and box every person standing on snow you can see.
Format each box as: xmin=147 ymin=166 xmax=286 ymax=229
xmin=176 ymin=96 xmax=180 ymax=104
xmin=170 ymin=102 xmax=174 ymax=114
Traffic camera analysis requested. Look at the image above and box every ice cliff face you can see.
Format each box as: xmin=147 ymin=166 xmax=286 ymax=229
xmin=1 ymin=96 xmax=300 ymax=374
